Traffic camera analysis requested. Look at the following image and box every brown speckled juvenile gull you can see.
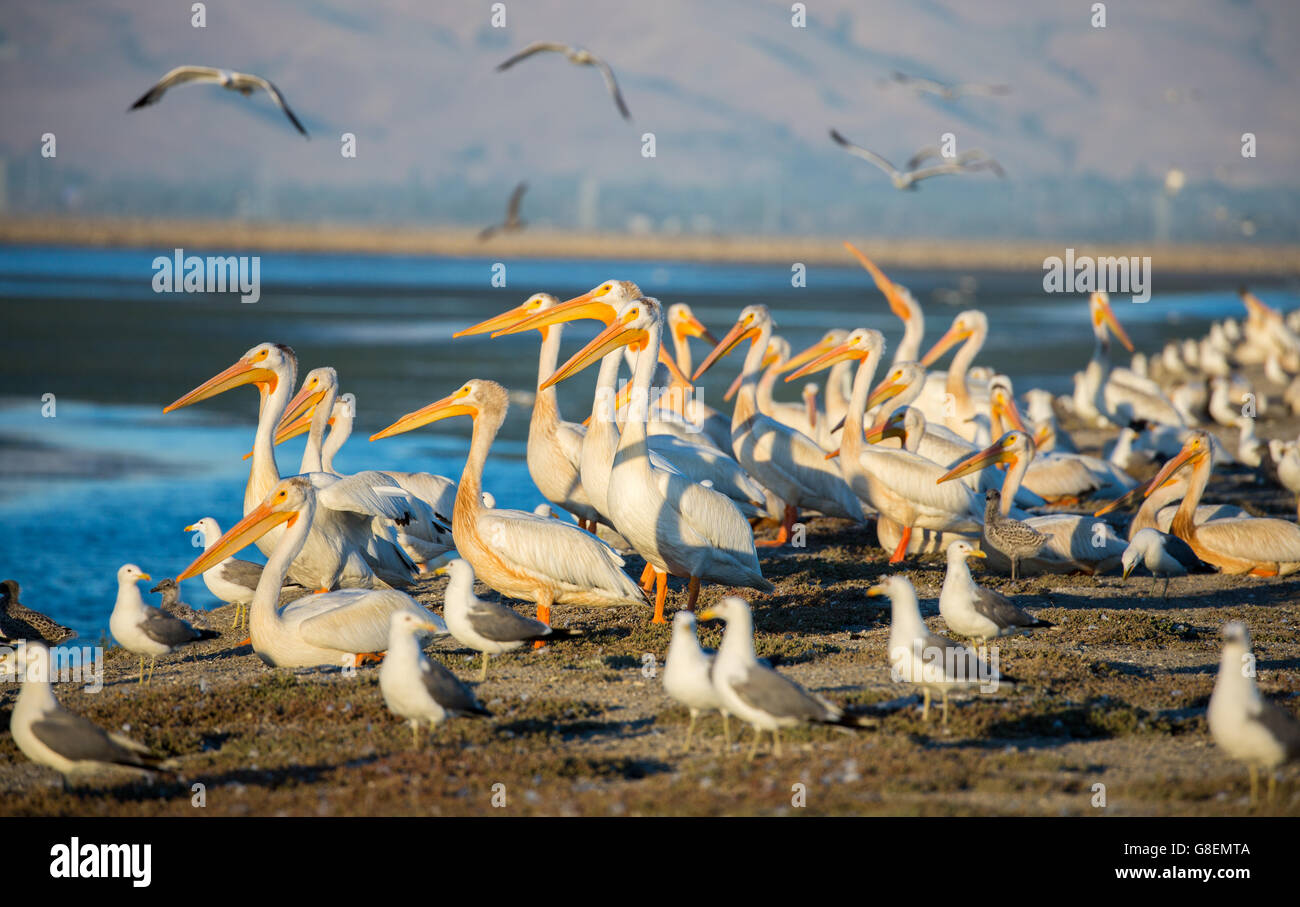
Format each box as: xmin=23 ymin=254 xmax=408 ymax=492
xmin=1 ymin=579 xmax=76 ymax=645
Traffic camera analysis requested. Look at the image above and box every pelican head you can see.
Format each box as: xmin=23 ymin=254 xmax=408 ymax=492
xmin=784 ymin=327 xmax=883 ymax=382
xmin=868 ymin=361 xmax=923 ymax=409
xmin=370 ymin=379 xmax=508 ymax=441
xmin=1144 ymin=430 xmax=1212 ymax=496
xmin=862 ymin=405 xmax=910 ymax=446
xmin=667 ymin=303 xmax=717 ymax=346
xmin=988 ymin=380 xmax=1028 ymax=434
xmin=178 ymin=476 xmax=313 ymax=581
xmin=278 ymin=366 xmax=338 ymax=433
xmin=937 ymin=430 xmax=1031 ymax=485
xmin=921 ymin=310 xmax=986 ymax=367
xmin=456 ymin=292 xmax=561 ymax=339
xmin=1090 ymin=291 xmax=1134 ymax=352
xmin=117 ymin=563 xmax=152 ymax=586
xmin=540 ymin=297 xmax=661 ymax=389
xmin=164 ymin=342 xmax=296 ymax=412
xmin=691 ymin=305 xmax=773 ymax=381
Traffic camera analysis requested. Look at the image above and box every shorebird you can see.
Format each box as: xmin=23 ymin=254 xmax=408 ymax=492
xmin=663 ymin=611 xmax=731 ymax=751
xmin=129 ymin=66 xmax=308 ymax=137
xmin=10 ymin=643 xmax=172 ymax=785
xmin=109 ymin=565 xmax=219 ymax=684
xmin=149 ymin=578 xmax=208 ymax=627
xmin=478 ymin=182 xmax=528 ymax=241
xmin=1 ymin=580 xmax=76 ymax=646
xmin=698 ymin=597 xmax=870 ymax=760
xmin=439 ymin=559 xmax=576 ymax=681
xmin=380 ymin=610 xmax=491 ymax=749
xmin=939 ymin=540 xmax=1053 ymax=643
xmin=1208 ymin=622 xmax=1300 ymax=803
xmin=886 ymin=71 xmax=1011 ymax=100
xmin=829 ymin=129 xmax=1004 ymax=191
xmin=496 ymin=42 xmax=631 ymax=120
xmin=1120 ymin=528 xmax=1210 ymax=596
xmin=981 ymin=490 xmax=1047 ymax=580
xmin=185 ymin=518 xmax=271 ymax=631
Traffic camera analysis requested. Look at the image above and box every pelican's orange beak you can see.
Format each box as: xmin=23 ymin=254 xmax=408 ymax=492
xmin=541 ymin=308 xmax=647 ymax=390
xmin=278 ymin=380 xmax=328 ymax=435
xmin=867 ymin=369 xmax=910 ymax=410
xmin=272 ymin=405 xmax=317 ymax=448
xmin=1095 ymin=470 xmax=1183 ymax=516
xmin=488 ymin=290 xmax=617 ymax=338
xmin=164 ymin=356 xmax=277 ymax=413
xmin=863 ymin=411 xmax=907 ymax=445
xmin=1143 ymin=436 xmax=1208 ymax=497
xmin=937 ymin=433 xmax=1017 ymax=485
xmin=1239 ymin=288 xmax=1277 ymax=321
xmin=920 ymin=320 xmax=973 ymax=367
xmin=1091 ymin=292 xmax=1134 ymax=353
xmin=370 ymin=387 xmax=477 ymax=441
xmin=844 ymin=240 xmax=911 ymax=322
xmin=455 ymin=298 xmax=553 ymax=339
xmin=692 ymin=315 xmax=762 ymax=382
xmin=672 ymin=311 xmax=718 ymax=346
xmin=785 ymin=339 xmax=868 ymax=383
xmin=177 ymin=493 xmax=298 ymax=581
xmin=991 ymin=388 xmax=1029 ymax=435
xmin=778 ymin=334 xmax=839 ymax=381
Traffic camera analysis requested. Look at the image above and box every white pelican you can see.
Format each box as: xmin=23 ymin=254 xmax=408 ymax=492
xmin=843 ymin=241 xmax=925 ymax=365
xmin=1271 ymin=438 xmax=1300 ymax=519
xmin=164 ymin=343 xmax=421 ymax=591
xmin=0 ymin=580 xmax=75 ymax=645
xmin=478 ymin=180 xmax=527 ymax=241
xmin=177 ymin=477 xmax=446 ymax=669
xmin=699 ymin=597 xmax=867 ymax=759
xmin=440 ymin=558 xmax=573 ymax=680
xmin=665 ymin=303 xmax=718 ymax=378
xmin=869 ymin=576 xmax=1008 ymax=725
xmin=1140 ymin=431 xmax=1300 ymax=575
xmin=1209 ymin=622 xmax=1300 ymax=802
xmin=542 ymin=297 xmax=773 ymax=622
xmin=380 ymin=610 xmax=491 ymax=749
xmin=1077 ymin=292 xmax=1185 ymax=427
xmin=370 ymin=379 xmax=648 ymax=632
xmin=1023 ymin=388 xmax=1078 ymax=453
xmin=664 ymin=610 xmax=731 ymax=751
xmin=829 ymin=130 xmax=1003 ymax=190
xmin=694 ymin=305 xmax=865 ymax=544
xmin=779 ymin=330 xmax=857 ymax=450
xmin=939 ymin=432 xmax=1127 ymax=575
xmin=785 ymin=329 xmax=980 ymax=563
xmin=11 ymin=643 xmax=171 ymax=783
xmin=185 ymin=518 xmax=270 ymax=631
xmin=109 ymin=564 xmax=218 ymax=684
xmin=939 ymin=540 xmax=1053 ymax=642
xmin=496 ymin=42 xmax=631 ymax=120
xmin=129 ymin=65 xmax=307 ymax=136
xmin=918 ymin=309 xmax=992 ymax=439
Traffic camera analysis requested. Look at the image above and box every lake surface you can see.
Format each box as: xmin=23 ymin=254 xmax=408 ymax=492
xmin=1 ymin=243 xmax=1294 ymax=639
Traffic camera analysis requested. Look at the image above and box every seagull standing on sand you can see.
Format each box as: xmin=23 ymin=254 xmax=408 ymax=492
xmin=1208 ymin=622 xmax=1300 ymax=803
xmin=478 ymin=182 xmax=528 ymax=241
xmin=10 ymin=643 xmax=172 ymax=786
xmin=439 ymin=558 xmax=574 ymax=681
xmin=379 ymin=610 xmax=491 ymax=749
xmin=186 ymin=518 xmax=268 ymax=631
xmin=829 ymin=129 xmax=1004 ymax=191
xmin=939 ymin=540 xmax=1053 ymax=643
xmin=496 ymin=42 xmax=632 ymax=120
xmin=699 ymin=597 xmax=869 ymax=759
xmin=870 ymin=575 xmax=1011 ymax=725
xmin=663 ymin=611 xmax=731 ymax=751
xmin=129 ymin=66 xmax=308 ymax=137
xmin=1120 ymin=527 xmax=1209 ymax=597
xmin=1 ymin=580 xmax=76 ymax=645
xmin=109 ymin=564 xmax=219 ymax=685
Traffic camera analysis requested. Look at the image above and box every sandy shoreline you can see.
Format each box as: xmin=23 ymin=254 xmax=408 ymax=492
xmin=3 ymin=215 xmax=1300 ymax=275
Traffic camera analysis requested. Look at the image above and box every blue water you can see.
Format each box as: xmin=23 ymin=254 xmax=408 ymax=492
xmin=1 ymin=244 xmax=1296 ymax=640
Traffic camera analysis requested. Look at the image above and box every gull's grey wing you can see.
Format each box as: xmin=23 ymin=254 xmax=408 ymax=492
xmin=505 ymin=181 xmax=528 ymax=222
xmin=729 ymin=664 xmax=838 ymax=722
xmin=1256 ymin=700 xmax=1300 ymax=759
xmin=594 ymin=58 xmax=632 ymax=120
xmin=903 ymin=163 xmax=970 ymax=185
xmin=218 ymin=558 xmax=264 ymax=591
xmin=139 ymin=607 xmax=205 ymax=647
xmin=467 ymin=601 xmax=551 ymax=643
xmin=971 ymin=585 xmax=1040 ymax=629
xmin=829 ymin=130 xmax=898 ymax=176
xmin=129 ymin=65 xmax=222 ymax=109
xmin=906 ymin=145 xmax=942 ymax=171
xmin=496 ymin=41 xmax=571 ymax=71
xmin=891 ymin=71 xmax=949 ymax=96
xmin=954 ymin=82 xmax=1010 ymax=97
xmin=242 ymin=75 xmax=308 ymax=137
xmin=30 ymin=710 xmax=154 ymax=767
xmin=420 ymin=658 xmax=489 ymax=716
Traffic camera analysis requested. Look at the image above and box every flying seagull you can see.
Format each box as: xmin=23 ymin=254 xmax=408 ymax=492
xmin=129 ymin=65 xmax=308 ymax=137
xmin=830 ymin=130 xmax=1004 ymax=191
xmin=478 ymin=182 xmax=528 ymax=241
xmin=887 ymin=71 xmax=1010 ymax=100
xmin=496 ymin=42 xmax=631 ymax=120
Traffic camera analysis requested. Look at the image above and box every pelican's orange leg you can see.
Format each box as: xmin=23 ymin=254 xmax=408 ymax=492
xmin=354 ymin=651 xmax=386 ymax=665
xmin=534 ymin=600 xmax=552 ymax=649
xmin=639 ymin=562 xmax=656 ymax=593
xmin=652 ymin=571 xmax=669 ymax=624
xmin=756 ymin=505 xmax=798 ymax=547
xmin=889 ymin=525 xmax=913 ymax=565
xmin=315 ymin=587 xmax=329 ymax=594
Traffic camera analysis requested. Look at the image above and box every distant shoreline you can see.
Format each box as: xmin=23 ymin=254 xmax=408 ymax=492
xmin=2 ymin=215 xmax=1299 ymax=276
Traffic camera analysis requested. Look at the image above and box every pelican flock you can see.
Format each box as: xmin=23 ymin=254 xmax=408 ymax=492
xmin=4 ymin=22 xmax=1300 ymax=821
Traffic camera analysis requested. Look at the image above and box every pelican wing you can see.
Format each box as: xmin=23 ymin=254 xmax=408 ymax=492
xmin=496 ymin=41 xmax=572 ymax=70
xmin=1194 ymin=518 xmax=1300 ymax=565
xmin=554 ymin=419 xmax=588 ymax=472
xmin=316 ymin=472 xmax=418 ymax=522
xmin=859 ymin=448 xmax=980 ymax=522
xmin=129 ymin=65 xmax=222 ymax=108
xmin=829 ymin=130 xmax=898 ymax=176
xmin=387 ymin=472 xmax=458 ymax=524
xmin=741 ymin=412 xmax=864 ymax=520
xmin=294 ymin=590 xmax=427 ymax=654
xmin=657 ymin=469 xmax=755 ymax=554
xmin=648 ymin=434 xmax=766 ymax=505
xmin=479 ymin=508 xmax=642 ymax=596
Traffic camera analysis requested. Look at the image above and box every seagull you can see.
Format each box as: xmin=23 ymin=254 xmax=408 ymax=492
xmin=981 ymin=490 xmax=1047 ymax=581
xmin=939 ymin=540 xmax=1053 ymax=643
xmin=129 ymin=66 xmax=308 ymax=137
xmin=478 ymin=182 xmax=528 ymax=241
xmin=10 ymin=642 xmax=172 ymax=786
xmin=1 ymin=579 xmax=76 ymax=646
xmin=496 ymin=42 xmax=631 ymax=120
xmin=698 ymin=597 xmax=870 ymax=760
xmin=108 ymin=564 xmax=219 ymax=684
xmin=904 ymin=145 xmax=1005 ymax=177
xmin=149 ymin=578 xmax=208 ymax=627
xmin=1208 ymin=622 xmax=1300 ymax=803
xmin=186 ymin=518 xmax=271 ymax=631
xmin=379 ymin=610 xmax=492 ymax=749
xmin=869 ymin=575 xmax=1012 ymax=725
xmin=439 ymin=558 xmax=577 ymax=681
xmin=830 ymin=129 xmax=1004 ymax=190
xmin=1120 ymin=528 xmax=1211 ymax=597
xmin=663 ymin=611 xmax=731 ymax=751
xmin=886 ymin=71 xmax=1011 ymax=100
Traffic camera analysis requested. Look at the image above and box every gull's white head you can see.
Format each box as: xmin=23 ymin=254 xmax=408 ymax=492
xmin=388 ymin=609 xmax=441 ymax=637
xmin=697 ymin=596 xmax=750 ymax=624
xmin=117 ymin=564 xmax=152 ymax=587
xmin=947 ymin=539 xmax=985 ymax=564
